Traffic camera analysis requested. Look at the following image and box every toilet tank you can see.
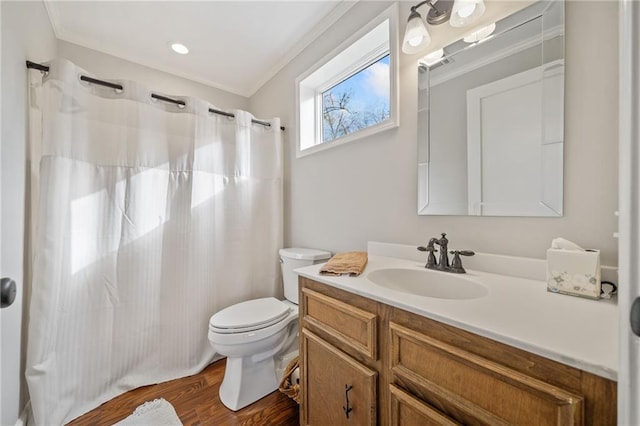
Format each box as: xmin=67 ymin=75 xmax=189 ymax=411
xmin=279 ymin=248 xmax=331 ymax=304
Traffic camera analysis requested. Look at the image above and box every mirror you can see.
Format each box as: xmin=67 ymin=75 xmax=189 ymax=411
xmin=417 ymin=1 xmax=564 ymax=216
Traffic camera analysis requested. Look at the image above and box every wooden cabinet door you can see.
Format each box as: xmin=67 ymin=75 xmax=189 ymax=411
xmin=301 ymin=329 xmax=377 ymax=426
xmin=389 ymin=322 xmax=584 ymax=425
xmin=390 ymin=384 xmax=461 ymax=426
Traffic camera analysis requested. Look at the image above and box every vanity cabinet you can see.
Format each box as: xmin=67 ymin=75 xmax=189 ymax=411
xmin=299 ymin=281 xmax=380 ymax=425
xmin=299 ymin=277 xmax=617 ymax=426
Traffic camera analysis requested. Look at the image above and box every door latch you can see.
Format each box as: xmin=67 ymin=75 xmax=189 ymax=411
xmin=1 ymin=278 xmax=17 ymax=308
xmin=631 ymin=297 xmax=640 ymax=337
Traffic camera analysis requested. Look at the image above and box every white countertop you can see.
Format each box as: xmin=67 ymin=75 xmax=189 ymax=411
xmin=295 ymin=253 xmax=618 ymax=381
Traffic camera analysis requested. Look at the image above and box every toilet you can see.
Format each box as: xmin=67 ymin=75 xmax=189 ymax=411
xmin=208 ymin=247 xmax=331 ymax=411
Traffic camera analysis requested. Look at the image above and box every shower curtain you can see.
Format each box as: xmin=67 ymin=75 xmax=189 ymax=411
xmin=25 ymin=59 xmax=283 ymax=425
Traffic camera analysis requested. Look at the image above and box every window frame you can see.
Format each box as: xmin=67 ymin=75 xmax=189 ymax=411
xmin=296 ymin=4 xmax=399 ymax=158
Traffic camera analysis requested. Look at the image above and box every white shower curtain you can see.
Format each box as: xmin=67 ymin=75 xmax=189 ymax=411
xmin=25 ymin=59 xmax=283 ymax=425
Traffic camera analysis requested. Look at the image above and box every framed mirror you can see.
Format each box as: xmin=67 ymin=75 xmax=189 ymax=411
xmin=417 ymin=1 xmax=564 ymax=216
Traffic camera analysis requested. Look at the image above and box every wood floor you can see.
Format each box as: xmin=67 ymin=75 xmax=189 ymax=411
xmin=68 ymin=359 xmax=300 ymax=425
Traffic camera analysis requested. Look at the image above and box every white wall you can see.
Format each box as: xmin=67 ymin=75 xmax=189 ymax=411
xmin=58 ymin=41 xmax=249 ymax=111
xmin=250 ymin=1 xmax=619 ymax=266
xmin=1 ymin=1 xmax=58 ymax=421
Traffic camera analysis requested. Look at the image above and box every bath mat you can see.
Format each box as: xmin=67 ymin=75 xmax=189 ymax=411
xmin=113 ymin=398 xmax=182 ymax=425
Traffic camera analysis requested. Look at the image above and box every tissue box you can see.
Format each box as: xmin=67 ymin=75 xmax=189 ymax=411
xmin=547 ymin=249 xmax=601 ymax=299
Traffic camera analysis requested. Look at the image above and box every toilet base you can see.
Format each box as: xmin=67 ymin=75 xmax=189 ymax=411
xmin=219 ymin=356 xmax=278 ymax=411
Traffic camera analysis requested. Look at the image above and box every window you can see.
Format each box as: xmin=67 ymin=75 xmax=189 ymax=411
xmin=322 ymin=55 xmax=390 ymax=143
xmin=296 ymin=5 xmax=399 ymax=157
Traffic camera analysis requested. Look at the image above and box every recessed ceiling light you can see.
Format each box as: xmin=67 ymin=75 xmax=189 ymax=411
xmin=171 ymin=43 xmax=189 ymax=55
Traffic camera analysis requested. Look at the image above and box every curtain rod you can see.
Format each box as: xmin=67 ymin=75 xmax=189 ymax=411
xmin=26 ymin=60 xmax=285 ymax=131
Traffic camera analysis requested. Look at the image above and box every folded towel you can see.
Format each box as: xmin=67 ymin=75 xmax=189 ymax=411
xmin=320 ymin=251 xmax=368 ymax=277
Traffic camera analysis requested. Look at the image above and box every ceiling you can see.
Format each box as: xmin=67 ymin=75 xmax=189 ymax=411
xmin=44 ymin=1 xmax=356 ymax=98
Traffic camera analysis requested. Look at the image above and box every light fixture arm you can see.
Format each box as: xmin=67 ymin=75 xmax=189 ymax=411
xmin=409 ymin=0 xmax=453 ymax=26
xmin=409 ymin=0 xmax=433 ymax=14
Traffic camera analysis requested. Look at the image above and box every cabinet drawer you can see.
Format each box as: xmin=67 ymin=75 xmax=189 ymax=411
xmin=301 ymin=329 xmax=377 ymax=426
xmin=390 ymin=384 xmax=461 ymax=426
xmin=390 ymin=322 xmax=584 ymax=425
xmin=301 ymin=287 xmax=377 ymax=360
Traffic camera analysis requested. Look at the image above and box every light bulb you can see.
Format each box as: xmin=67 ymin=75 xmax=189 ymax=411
xmin=457 ymin=4 xmax=476 ymax=18
xmin=450 ymin=0 xmax=486 ymax=28
xmin=410 ymin=36 xmax=424 ymax=47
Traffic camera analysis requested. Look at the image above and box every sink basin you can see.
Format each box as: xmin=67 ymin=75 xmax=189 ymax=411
xmin=367 ymin=268 xmax=488 ymax=300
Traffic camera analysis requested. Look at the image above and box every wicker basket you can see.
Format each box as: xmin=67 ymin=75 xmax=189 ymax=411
xmin=278 ymin=356 xmax=300 ymax=403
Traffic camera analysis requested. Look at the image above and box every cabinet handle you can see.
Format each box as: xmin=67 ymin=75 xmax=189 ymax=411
xmin=343 ymin=384 xmax=353 ymax=419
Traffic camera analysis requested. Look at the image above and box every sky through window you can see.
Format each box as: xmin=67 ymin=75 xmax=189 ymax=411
xmin=322 ymin=55 xmax=390 ymax=143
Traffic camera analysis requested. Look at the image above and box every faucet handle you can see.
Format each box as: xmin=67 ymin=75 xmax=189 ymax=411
xmin=418 ymin=245 xmax=438 ymax=269
xmin=448 ymin=250 xmax=474 ymax=273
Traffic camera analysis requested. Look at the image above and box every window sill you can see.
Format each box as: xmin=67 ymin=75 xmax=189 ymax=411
xmin=296 ymin=118 xmax=398 ymax=158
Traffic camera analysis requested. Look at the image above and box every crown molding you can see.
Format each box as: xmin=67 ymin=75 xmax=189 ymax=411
xmin=44 ymin=0 xmax=249 ymax=96
xmin=42 ymin=0 xmax=359 ymax=99
xmin=246 ymin=0 xmax=359 ymax=97
xmin=62 ymin=35 xmax=247 ymax=97
xmin=43 ymin=0 xmax=64 ymax=39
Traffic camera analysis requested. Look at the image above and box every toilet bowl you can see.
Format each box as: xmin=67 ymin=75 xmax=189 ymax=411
xmin=208 ymin=298 xmax=299 ymax=411
xmin=208 ymin=247 xmax=331 ymax=411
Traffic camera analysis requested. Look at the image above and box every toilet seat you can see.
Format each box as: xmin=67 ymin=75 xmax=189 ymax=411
xmin=209 ymin=297 xmax=292 ymax=334
xmin=208 ymin=303 xmax=298 ymax=346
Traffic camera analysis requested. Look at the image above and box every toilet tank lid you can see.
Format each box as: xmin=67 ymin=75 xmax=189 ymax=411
xmin=279 ymin=247 xmax=331 ymax=261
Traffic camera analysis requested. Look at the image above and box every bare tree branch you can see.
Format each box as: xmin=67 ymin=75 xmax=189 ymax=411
xmin=322 ymin=88 xmax=389 ymax=142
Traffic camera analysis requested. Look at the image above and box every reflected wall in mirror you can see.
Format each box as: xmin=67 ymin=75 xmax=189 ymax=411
xmin=417 ymin=1 xmax=564 ymax=216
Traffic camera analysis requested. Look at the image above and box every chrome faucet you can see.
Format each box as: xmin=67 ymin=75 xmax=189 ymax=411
xmin=435 ymin=233 xmax=449 ymax=270
xmin=417 ymin=233 xmax=475 ymax=273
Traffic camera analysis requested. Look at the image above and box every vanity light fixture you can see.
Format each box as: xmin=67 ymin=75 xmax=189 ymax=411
xmin=402 ymin=0 xmax=486 ymax=54
xmin=463 ymin=22 xmax=496 ymax=43
xmin=170 ymin=42 xmax=189 ymax=55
